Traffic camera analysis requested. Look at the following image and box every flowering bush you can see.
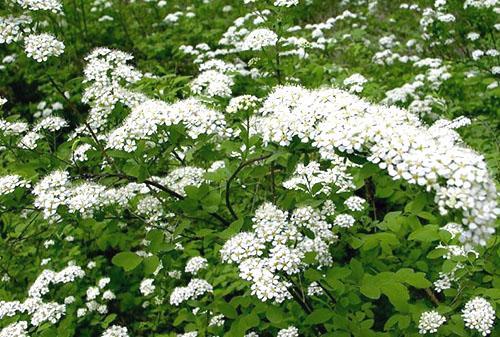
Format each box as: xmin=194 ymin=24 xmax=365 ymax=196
xmin=0 ymin=1 xmax=498 ymax=337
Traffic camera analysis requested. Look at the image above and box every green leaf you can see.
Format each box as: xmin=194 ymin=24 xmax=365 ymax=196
xmin=404 ymin=194 xmax=427 ymax=214
xmin=219 ymin=218 xmax=244 ymax=240
xmin=408 ymin=225 xmax=440 ymax=242
xmin=427 ymin=248 xmax=448 ymax=259
xmin=143 ymin=255 xmax=160 ymax=275
xmin=380 ymin=282 xmax=409 ymax=310
xmin=147 ymin=230 xmax=167 ymax=253
xmin=266 ymin=305 xmax=286 ymax=323
xmin=306 ymin=308 xmax=333 ymax=325
xmin=303 ymin=251 xmax=317 ymax=264
xmin=111 ymin=252 xmax=143 ymax=272
xmin=304 ymin=268 xmax=322 ymax=281
xmin=360 ymin=276 xmax=381 ymax=299
xmin=217 ymin=300 xmax=238 ymax=319
xmin=395 ymin=268 xmax=432 ymax=288
xmin=101 ymin=314 xmax=117 ymax=328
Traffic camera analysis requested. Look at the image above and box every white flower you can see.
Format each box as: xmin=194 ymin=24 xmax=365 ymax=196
xmin=255 ymin=85 xmax=497 ymax=245
xmin=344 ymin=196 xmax=366 ymax=211
xmin=441 ymin=223 xmax=464 ymax=240
xmin=102 ymin=325 xmax=130 ymax=337
xmin=140 ymin=279 xmax=156 ymax=296
xmin=185 ymin=257 xmax=208 ymax=274
xmin=169 ymin=279 xmax=213 ymax=306
xmin=222 ymin=203 xmax=338 ymax=303
xmin=277 ymin=326 xmax=299 ymax=337
xmin=14 ymin=0 xmax=63 ymax=13
xmin=462 ymin=297 xmax=495 ymax=336
xmin=191 ymin=70 xmax=233 ymax=97
xmin=467 ymin=32 xmax=480 ymax=41
xmin=220 ymin=232 xmax=265 ymax=264
xmin=418 ymin=311 xmax=446 ymax=334
xmin=334 ymin=214 xmax=356 ymax=228
xmin=86 ymin=287 xmax=100 ymax=301
xmin=227 ymin=95 xmax=259 ymax=113
xmin=0 ymin=321 xmax=28 ymax=337
xmin=31 ymin=302 xmax=66 ymax=326
xmin=209 ymin=314 xmax=225 ymax=327
xmin=283 ymin=160 xmax=355 ymax=195
xmin=98 ymin=277 xmax=111 ymax=289
xmin=0 ymin=175 xmax=30 ymax=196
xmin=274 ymin=0 xmax=299 ymax=6
xmin=307 ymin=282 xmax=324 ymax=296
xmin=73 ymin=143 xmax=94 ymax=162
xmin=43 ymin=240 xmax=55 ymax=248
xmin=464 ymin=0 xmax=498 ymax=8
xmin=177 ymin=332 xmax=198 ymax=337
xmin=168 ymin=270 xmax=182 ymax=279
xmin=24 ymin=33 xmax=65 ymax=62
xmin=245 ymin=333 xmax=259 ymax=337
xmin=76 ymin=308 xmax=87 ymax=317
xmin=343 ymin=73 xmax=367 ymax=93
xmin=472 ymin=50 xmax=484 ymax=61
xmin=242 ymin=29 xmax=278 ymax=51
xmin=106 ymin=98 xmax=228 ymax=152
xmin=28 ymin=265 xmax=85 ymax=298
xmin=102 ymin=290 xmax=116 ymax=301
xmin=0 ymin=15 xmax=32 ymax=45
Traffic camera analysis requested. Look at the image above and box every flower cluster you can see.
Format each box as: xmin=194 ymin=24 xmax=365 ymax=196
xmin=24 ymin=33 xmax=65 ymax=62
xmin=185 ymin=257 xmax=208 ymax=275
xmin=226 ymin=95 xmax=260 ymax=114
xmin=72 ymin=143 xmax=94 ymax=162
xmin=14 ymin=0 xmax=63 ymax=13
xmin=0 ymin=321 xmax=29 ymax=337
xmin=12 ymin=115 xmax=68 ymax=150
xmin=81 ymin=48 xmax=146 ymax=132
xmin=283 ymin=160 xmax=356 ymax=195
xmin=461 ymin=297 xmax=495 ymax=336
xmin=153 ymin=166 xmax=206 ymax=197
xmin=32 ymin=170 xmax=150 ymax=220
xmin=0 ymin=265 xmax=84 ymax=329
xmin=106 ymin=98 xmax=230 ymax=152
xmin=169 ymin=279 xmax=213 ymax=306
xmin=254 ymin=85 xmax=497 ymax=245
xmin=221 ymin=203 xmax=342 ymax=303
xmin=0 ymin=175 xmax=31 ymax=196
xmin=101 ymin=325 xmax=130 ymax=337
xmin=343 ymin=73 xmax=368 ymax=93
xmin=344 ymin=196 xmax=366 ymax=212
xmin=191 ymin=70 xmax=234 ymax=97
xmin=139 ymin=279 xmax=156 ymax=296
xmin=0 ymin=119 xmax=29 ymax=136
xmin=241 ymin=28 xmax=278 ymax=51
xmin=418 ymin=311 xmax=446 ymax=334
xmin=0 ymin=15 xmax=32 ymax=44
xmin=277 ymin=326 xmax=299 ymax=337
xmin=76 ymin=276 xmax=116 ymax=317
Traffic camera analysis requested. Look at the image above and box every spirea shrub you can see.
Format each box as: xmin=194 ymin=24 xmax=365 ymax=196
xmin=0 ymin=0 xmax=498 ymax=337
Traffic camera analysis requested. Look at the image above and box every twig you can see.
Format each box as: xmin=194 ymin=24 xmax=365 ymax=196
xmin=425 ymin=288 xmax=440 ymax=306
xmin=225 ymin=154 xmax=272 ymax=220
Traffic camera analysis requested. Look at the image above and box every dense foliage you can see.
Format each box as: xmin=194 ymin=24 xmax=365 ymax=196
xmin=0 ymin=1 xmax=499 ymax=337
